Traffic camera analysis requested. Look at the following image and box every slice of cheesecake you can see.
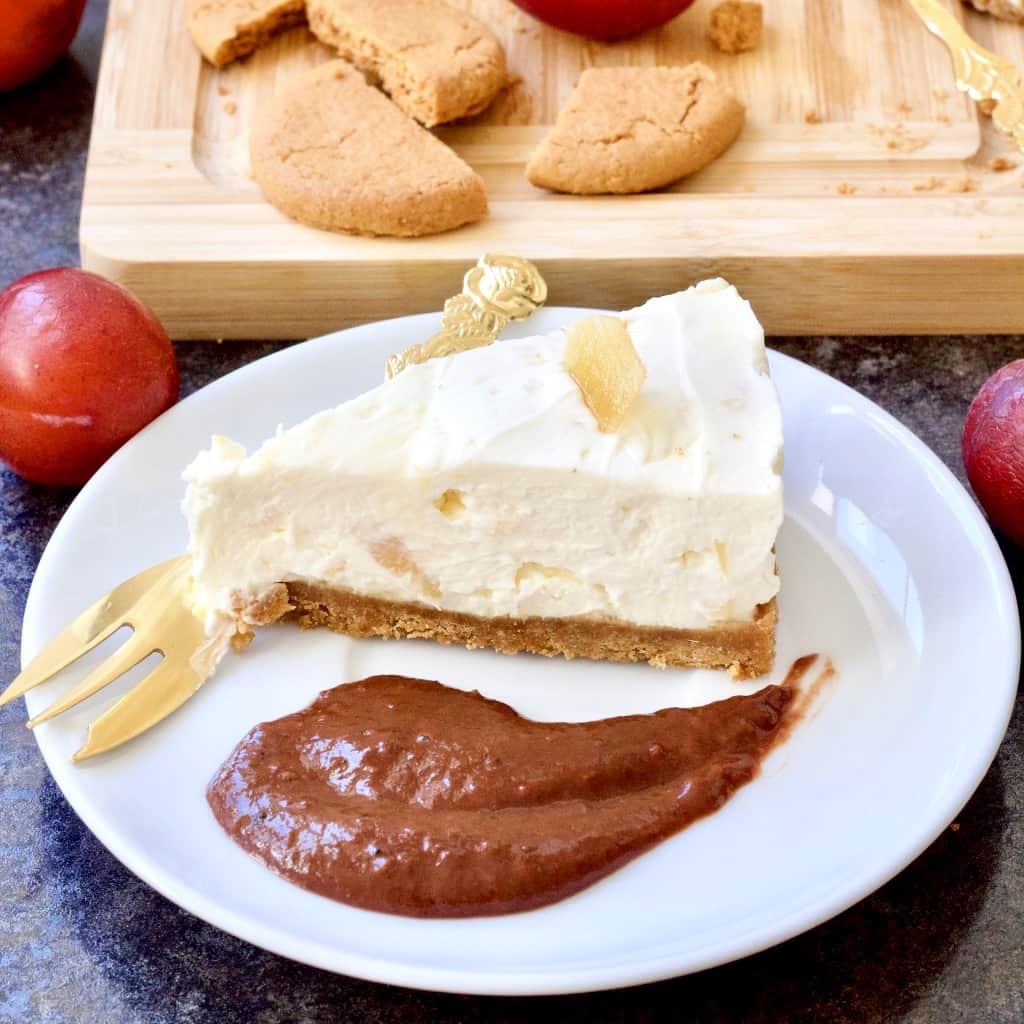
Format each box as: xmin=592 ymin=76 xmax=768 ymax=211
xmin=183 ymin=279 xmax=783 ymax=678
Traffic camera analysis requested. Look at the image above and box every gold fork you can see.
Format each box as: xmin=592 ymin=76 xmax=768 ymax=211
xmin=907 ymin=0 xmax=1024 ymax=152
xmin=0 ymin=557 xmax=208 ymax=762
xmin=1 ymin=254 xmax=547 ymax=763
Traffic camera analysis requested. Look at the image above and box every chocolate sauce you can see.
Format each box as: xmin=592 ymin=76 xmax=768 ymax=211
xmin=208 ymin=672 xmax=805 ymax=917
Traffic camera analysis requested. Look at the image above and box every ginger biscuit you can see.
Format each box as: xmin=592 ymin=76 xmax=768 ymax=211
xmin=186 ymin=0 xmax=307 ymax=67
xmin=526 ymin=65 xmax=745 ymax=196
xmin=306 ymin=0 xmax=507 ymax=126
xmin=250 ymin=61 xmax=488 ymax=237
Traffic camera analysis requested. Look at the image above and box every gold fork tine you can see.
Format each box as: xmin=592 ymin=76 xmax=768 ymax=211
xmin=26 ymin=631 xmax=156 ymax=728
xmin=46 ymin=557 xmax=211 ymax=761
xmin=0 ymin=556 xmax=188 ymax=709
xmin=72 ymin=628 xmax=209 ymax=763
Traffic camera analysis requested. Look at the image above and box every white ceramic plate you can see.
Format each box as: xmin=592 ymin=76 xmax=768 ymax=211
xmin=21 ymin=310 xmax=1019 ymax=996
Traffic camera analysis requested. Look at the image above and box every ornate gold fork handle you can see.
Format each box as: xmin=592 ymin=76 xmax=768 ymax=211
xmin=907 ymin=0 xmax=1024 ymax=152
xmin=385 ymin=254 xmax=547 ymax=378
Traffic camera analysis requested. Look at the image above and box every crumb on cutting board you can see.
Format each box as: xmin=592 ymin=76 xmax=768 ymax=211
xmin=224 ymin=100 xmax=237 ymax=114
xmin=990 ymin=156 xmax=1017 ymax=172
xmin=897 ymin=100 xmax=913 ymax=114
xmin=946 ymin=176 xmax=977 ymax=193
xmin=979 ymin=99 xmax=997 ymax=116
xmin=932 ymin=87 xmax=949 ymax=101
xmin=803 ymin=107 xmax=819 ymax=124
xmin=913 ymin=176 xmax=943 ymax=192
xmin=217 ymin=84 xmax=230 ymax=96
xmin=836 ymin=182 xmax=857 ymax=195
xmin=936 ymin=111 xmax=951 ymax=125
xmin=709 ymin=1 xmax=763 ymax=54
xmin=868 ymin=122 xmax=932 ymax=153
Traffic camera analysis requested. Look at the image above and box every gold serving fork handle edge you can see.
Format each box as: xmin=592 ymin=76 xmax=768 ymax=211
xmin=906 ymin=0 xmax=1024 ymax=152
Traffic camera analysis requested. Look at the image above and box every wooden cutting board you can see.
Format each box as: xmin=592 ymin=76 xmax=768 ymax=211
xmin=81 ymin=0 xmax=1024 ymax=338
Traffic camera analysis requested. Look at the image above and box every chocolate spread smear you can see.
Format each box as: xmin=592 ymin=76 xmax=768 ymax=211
xmin=208 ymin=674 xmax=800 ymax=917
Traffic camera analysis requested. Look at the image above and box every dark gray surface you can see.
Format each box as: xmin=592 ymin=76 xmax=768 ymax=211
xmin=1 ymin=3 xmax=1022 ymax=1021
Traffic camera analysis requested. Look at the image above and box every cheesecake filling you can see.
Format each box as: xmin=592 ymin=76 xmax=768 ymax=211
xmin=183 ymin=279 xmax=783 ymax=639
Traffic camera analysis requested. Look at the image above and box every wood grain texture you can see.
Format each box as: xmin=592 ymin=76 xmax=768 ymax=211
xmin=80 ymin=0 xmax=1024 ymax=337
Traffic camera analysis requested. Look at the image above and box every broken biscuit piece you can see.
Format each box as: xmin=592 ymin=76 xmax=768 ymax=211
xmin=250 ymin=61 xmax=487 ymax=237
xmin=306 ymin=0 xmax=507 ymax=126
xmin=526 ymin=65 xmax=745 ymax=195
xmin=186 ymin=0 xmax=306 ymax=67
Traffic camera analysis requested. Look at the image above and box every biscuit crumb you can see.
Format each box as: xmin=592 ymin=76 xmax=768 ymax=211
xmin=897 ymin=100 xmax=912 ymax=114
xmin=217 ymin=84 xmax=230 ymax=96
xmin=223 ymin=100 xmax=238 ymax=114
xmin=932 ymin=87 xmax=949 ymax=101
xmin=950 ymin=822 xmax=960 ymax=832
xmin=803 ymin=107 xmax=819 ymax=124
xmin=709 ymin=1 xmax=763 ymax=54
xmin=989 ymin=156 xmax=1016 ymax=171
xmin=936 ymin=111 xmax=951 ymax=125
xmin=979 ymin=98 xmax=997 ymax=116
xmin=946 ymin=176 xmax=977 ymax=193
xmin=868 ymin=122 xmax=931 ymax=153
xmin=230 ymin=631 xmax=254 ymax=652
xmin=836 ymin=182 xmax=857 ymax=195
xmin=913 ymin=176 xmax=943 ymax=192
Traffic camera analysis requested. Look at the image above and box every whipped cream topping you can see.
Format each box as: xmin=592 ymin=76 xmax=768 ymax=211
xmin=184 ymin=279 xmax=783 ymax=635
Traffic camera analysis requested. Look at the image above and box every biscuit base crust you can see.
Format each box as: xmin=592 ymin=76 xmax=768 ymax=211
xmin=280 ymin=582 xmax=777 ymax=680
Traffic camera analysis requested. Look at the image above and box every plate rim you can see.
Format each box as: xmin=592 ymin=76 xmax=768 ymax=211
xmin=21 ymin=309 xmax=1021 ymax=996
